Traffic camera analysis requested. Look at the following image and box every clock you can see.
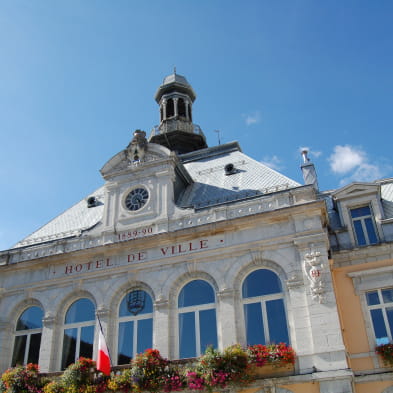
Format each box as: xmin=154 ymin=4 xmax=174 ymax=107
xmin=125 ymin=187 xmax=149 ymax=211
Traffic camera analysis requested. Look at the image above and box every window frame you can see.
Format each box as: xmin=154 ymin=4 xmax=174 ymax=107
xmin=116 ymin=290 xmax=154 ymax=364
xmin=176 ymin=279 xmax=218 ymax=359
xmin=61 ymin=298 xmax=96 ymax=370
xmin=12 ymin=306 xmax=43 ymax=366
xmin=241 ymin=268 xmax=290 ymax=346
xmin=349 ymin=204 xmax=379 ymax=246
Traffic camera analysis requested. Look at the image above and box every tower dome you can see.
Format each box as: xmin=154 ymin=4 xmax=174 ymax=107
xmin=149 ymin=71 xmax=207 ymax=154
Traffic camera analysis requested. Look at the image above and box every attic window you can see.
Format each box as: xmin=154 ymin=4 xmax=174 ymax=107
xmin=224 ymin=163 xmax=236 ymax=175
xmin=87 ymin=196 xmax=98 ymax=208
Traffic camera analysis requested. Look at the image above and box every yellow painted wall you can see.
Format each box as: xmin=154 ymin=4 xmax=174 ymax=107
xmin=355 ymin=381 xmax=393 ymax=393
xmin=331 ymin=258 xmax=393 ymax=372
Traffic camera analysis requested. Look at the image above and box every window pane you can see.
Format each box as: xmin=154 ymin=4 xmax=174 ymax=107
xmin=65 ymin=299 xmax=95 ymax=324
xmin=80 ymin=325 xmax=94 ymax=359
xmin=244 ymin=303 xmax=265 ymax=345
xmin=266 ymin=299 xmax=289 ymax=344
xmin=242 ymin=269 xmax=282 ymax=298
xmin=353 ymin=220 xmax=366 ymax=246
xmin=364 ymin=218 xmax=378 ymax=244
xmin=16 ymin=307 xmax=43 ymax=330
xmin=382 ymin=288 xmax=393 ymax=304
xmin=11 ymin=335 xmax=27 ymax=366
xmin=118 ymin=321 xmax=134 ymax=365
xmin=178 ymin=280 xmax=215 ymax=307
xmin=119 ymin=291 xmax=153 ymax=317
xmin=199 ymin=309 xmax=217 ymax=354
xmin=62 ymin=328 xmax=77 ymax=369
xmin=366 ymin=291 xmax=380 ymax=306
xmin=179 ymin=312 xmax=196 ymax=358
xmin=350 ymin=206 xmax=371 ymax=218
xmin=137 ymin=318 xmax=153 ymax=354
xmin=27 ymin=333 xmax=41 ymax=364
xmin=370 ymin=309 xmax=388 ymax=339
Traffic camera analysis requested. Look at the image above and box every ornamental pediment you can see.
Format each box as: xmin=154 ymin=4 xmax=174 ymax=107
xmin=100 ymin=142 xmax=172 ymax=180
xmin=332 ymin=182 xmax=380 ymax=200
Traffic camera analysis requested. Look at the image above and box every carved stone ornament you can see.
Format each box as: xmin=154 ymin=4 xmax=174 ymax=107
xmin=303 ymin=250 xmax=325 ymax=303
xmin=127 ymin=130 xmax=148 ymax=163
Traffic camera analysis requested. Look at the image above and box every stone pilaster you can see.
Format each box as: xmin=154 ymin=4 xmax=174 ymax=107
xmin=216 ymin=289 xmax=237 ymax=348
xmin=39 ymin=316 xmax=57 ymax=372
xmin=153 ymin=298 xmax=170 ymax=358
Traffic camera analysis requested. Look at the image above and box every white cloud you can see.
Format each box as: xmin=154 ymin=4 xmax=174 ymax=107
xmin=243 ymin=111 xmax=261 ymax=126
xmin=261 ymin=155 xmax=283 ymax=171
xmin=328 ymin=144 xmax=385 ymax=184
xmin=329 ymin=145 xmax=365 ymax=174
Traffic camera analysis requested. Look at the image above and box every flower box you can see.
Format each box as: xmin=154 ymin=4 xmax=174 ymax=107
xmin=251 ymin=363 xmax=295 ymax=379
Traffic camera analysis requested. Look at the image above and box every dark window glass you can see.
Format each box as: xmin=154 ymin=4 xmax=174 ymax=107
xmin=244 ymin=303 xmax=265 ymax=345
xmin=242 ymin=269 xmax=282 ymax=298
xmin=179 ymin=312 xmax=196 ymax=358
xmin=167 ymin=99 xmax=174 ymax=118
xmin=178 ymin=280 xmax=215 ymax=307
xmin=382 ymin=288 xmax=393 ymax=304
xmin=365 ymin=218 xmax=378 ymax=244
xmin=62 ymin=328 xmax=77 ymax=369
xmin=65 ymin=299 xmax=95 ymax=324
xmin=27 ymin=333 xmax=42 ymax=364
xmin=118 ymin=321 xmax=134 ymax=365
xmin=137 ymin=319 xmax=153 ymax=354
xmin=266 ymin=299 xmax=289 ymax=343
xmin=366 ymin=291 xmax=380 ymax=306
xmin=16 ymin=307 xmax=43 ymax=330
xmin=387 ymin=307 xmax=393 ymax=337
xmin=11 ymin=335 xmax=27 ymax=366
xmin=119 ymin=291 xmax=153 ymax=317
xmin=80 ymin=325 xmax=94 ymax=359
xmin=353 ymin=220 xmax=366 ymax=246
xmin=350 ymin=206 xmax=371 ymax=218
xmin=370 ymin=309 xmax=388 ymax=339
xmin=199 ymin=309 xmax=218 ymax=354
xmin=178 ymin=98 xmax=186 ymax=117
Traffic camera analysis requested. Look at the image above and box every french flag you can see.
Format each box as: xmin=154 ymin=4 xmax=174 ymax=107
xmin=97 ymin=322 xmax=111 ymax=375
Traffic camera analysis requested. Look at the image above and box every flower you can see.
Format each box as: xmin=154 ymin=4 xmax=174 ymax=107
xmin=376 ymin=343 xmax=393 ymax=367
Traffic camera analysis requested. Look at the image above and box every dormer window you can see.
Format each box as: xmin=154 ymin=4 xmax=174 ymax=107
xmin=350 ymin=205 xmax=378 ymax=246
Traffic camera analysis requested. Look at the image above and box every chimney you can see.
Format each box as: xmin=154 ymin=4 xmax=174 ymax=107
xmin=300 ymin=149 xmax=319 ymax=191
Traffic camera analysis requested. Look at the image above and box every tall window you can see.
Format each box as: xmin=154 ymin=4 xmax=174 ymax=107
xmin=117 ymin=290 xmax=153 ymax=364
xmin=12 ymin=306 xmax=43 ymax=366
xmin=366 ymin=287 xmax=393 ymax=344
xmin=242 ymin=269 xmax=289 ymax=345
xmin=350 ymin=205 xmax=378 ymax=246
xmin=62 ymin=298 xmax=95 ymax=369
xmin=178 ymin=280 xmax=217 ymax=358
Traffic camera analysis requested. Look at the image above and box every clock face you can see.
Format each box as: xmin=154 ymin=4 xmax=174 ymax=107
xmin=125 ymin=187 xmax=149 ymax=211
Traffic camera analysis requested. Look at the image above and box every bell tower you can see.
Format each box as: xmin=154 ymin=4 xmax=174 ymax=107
xmin=149 ymin=71 xmax=207 ymax=154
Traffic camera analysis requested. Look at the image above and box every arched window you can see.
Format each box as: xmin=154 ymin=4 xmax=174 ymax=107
xmin=178 ymin=98 xmax=186 ymax=117
xmin=61 ymin=298 xmax=95 ymax=369
xmin=166 ymin=98 xmax=174 ymax=118
xmin=117 ymin=290 xmax=153 ymax=364
xmin=12 ymin=306 xmax=43 ymax=366
xmin=178 ymin=280 xmax=217 ymax=358
xmin=242 ymin=269 xmax=289 ymax=345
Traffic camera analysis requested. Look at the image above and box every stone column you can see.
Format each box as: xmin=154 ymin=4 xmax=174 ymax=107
xmin=39 ymin=316 xmax=57 ymax=372
xmin=162 ymin=100 xmax=167 ymax=121
xmin=216 ymin=289 xmax=237 ymax=349
xmin=173 ymin=98 xmax=179 ymax=117
xmin=294 ymin=234 xmax=348 ymax=373
xmin=0 ymin=320 xmax=12 ymax=372
xmin=153 ymin=298 xmax=170 ymax=358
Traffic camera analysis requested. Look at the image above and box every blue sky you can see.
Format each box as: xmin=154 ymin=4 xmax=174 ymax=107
xmin=1 ymin=1 xmax=393 ymax=250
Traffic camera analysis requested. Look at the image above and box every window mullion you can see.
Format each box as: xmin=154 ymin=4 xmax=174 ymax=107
xmin=133 ymin=321 xmax=138 ymax=358
xmin=261 ymin=301 xmax=269 ymax=343
xmin=195 ymin=311 xmax=201 ymax=356
xmin=361 ymin=219 xmax=370 ymax=244
xmin=24 ymin=334 xmax=31 ymax=364
xmin=75 ymin=327 xmax=81 ymax=362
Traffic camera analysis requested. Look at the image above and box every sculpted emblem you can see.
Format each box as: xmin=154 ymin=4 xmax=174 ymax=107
xmin=127 ymin=129 xmax=148 ymax=163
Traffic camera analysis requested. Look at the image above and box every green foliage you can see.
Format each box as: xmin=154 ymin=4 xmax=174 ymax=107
xmin=376 ymin=343 xmax=393 ymax=367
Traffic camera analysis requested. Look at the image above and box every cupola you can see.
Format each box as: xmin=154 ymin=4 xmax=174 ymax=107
xmin=149 ymin=71 xmax=207 ymax=154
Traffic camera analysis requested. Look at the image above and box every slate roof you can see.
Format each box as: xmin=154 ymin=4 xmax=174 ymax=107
xmin=178 ymin=143 xmax=300 ymax=209
xmin=381 ymin=180 xmax=393 ymax=218
xmin=12 ymin=186 xmax=106 ymax=249
xmin=12 ymin=142 xmax=301 ymax=249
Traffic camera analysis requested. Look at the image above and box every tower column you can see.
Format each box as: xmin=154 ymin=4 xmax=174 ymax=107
xmin=173 ymin=98 xmax=179 ymax=117
xmin=162 ymin=99 xmax=167 ymax=121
